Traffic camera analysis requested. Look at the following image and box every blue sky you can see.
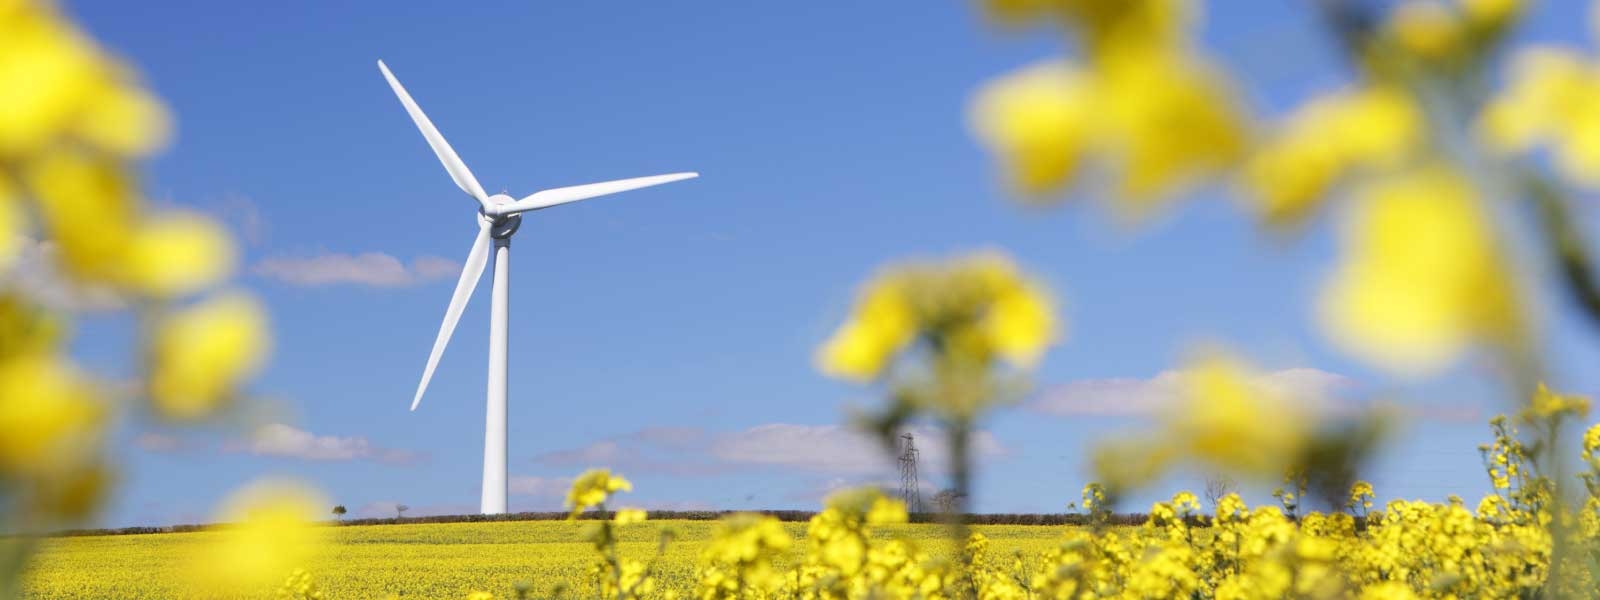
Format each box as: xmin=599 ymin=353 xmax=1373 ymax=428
xmin=56 ymin=0 xmax=1600 ymax=526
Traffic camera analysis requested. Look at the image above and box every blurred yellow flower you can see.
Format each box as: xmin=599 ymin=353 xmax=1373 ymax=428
xmin=970 ymin=62 xmax=1097 ymax=197
xmin=1482 ymin=47 xmax=1600 ymax=185
xmin=566 ymin=469 xmax=632 ymax=517
xmin=0 ymin=355 xmax=102 ymax=478
xmin=73 ymin=80 xmax=170 ymax=157
xmin=613 ymin=507 xmax=647 ymax=525
xmin=1167 ymin=352 xmax=1309 ymax=476
xmin=866 ymin=493 xmax=909 ymax=525
xmin=25 ymin=151 xmax=137 ymax=282
xmin=149 ymin=292 xmax=269 ymax=420
xmin=817 ymin=274 xmax=915 ymax=381
xmin=1524 ymin=382 xmax=1590 ymax=419
xmin=1389 ymin=1 xmax=1466 ymax=60
xmin=0 ymin=4 xmax=104 ymax=156
xmin=1244 ymin=87 xmax=1422 ymax=225
xmin=0 ymin=174 xmax=19 ymax=271
xmin=1319 ymin=166 xmax=1523 ymax=374
xmin=818 ymin=251 xmax=1059 ymax=384
xmin=1098 ymin=51 xmax=1246 ymax=208
xmin=191 ymin=478 xmax=326 ymax=592
xmin=982 ymin=279 xmax=1058 ymax=366
xmin=121 ymin=211 xmax=236 ymax=297
xmin=1462 ymin=0 xmax=1523 ymax=29
xmin=704 ymin=513 xmax=791 ymax=564
xmin=970 ymin=53 xmax=1245 ymax=211
xmin=981 ymin=0 xmax=1192 ymax=59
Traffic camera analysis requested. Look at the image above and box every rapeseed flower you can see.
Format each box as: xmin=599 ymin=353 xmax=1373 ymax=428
xmin=148 ymin=291 xmax=270 ymax=420
xmin=191 ymin=479 xmax=326 ymax=592
xmin=1319 ymin=165 xmax=1523 ymax=374
xmin=566 ymin=469 xmax=633 ymax=517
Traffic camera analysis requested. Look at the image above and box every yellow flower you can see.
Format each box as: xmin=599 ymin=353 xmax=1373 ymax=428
xmin=1097 ymin=50 xmax=1246 ymax=209
xmin=982 ymin=0 xmax=1193 ymax=59
xmin=0 ymin=355 xmax=103 ymax=478
xmin=819 ymin=251 xmax=1060 ymax=386
xmin=0 ymin=4 xmax=105 ymax=156
xmin=1482 ymin=47 xmax=1600 ymax=185
xmin=1319 ymin=166 xmax=1523 ymax=373
xmin=970 ymin=62 xmax=1097 ymax=197
xmin=867 ymin=494 xmax=909 ymax=525
xmin=190 ymin=478 xmax=326 ymax=591
xmin=1325 ymin=87 xmax=1424 ymax=169
xmin=1524 ymin=382 xmax=1590 ymax=420
xmin=1584 ymin=423 xmax=1600 ymax=463
xmin=971 ymin=52 xmax=1243 ymax=212
xmin=1462 ymin=0 xmax=1523 ymax=29
xmin=979 ymin=271 xmax=1058 ymax=368
xmin=817 ymin=274 xmax=915 ymax=381
xmin=613 ymin=507 xmax=647 ymax=525
xmin=465 ymin=592 xmax=494 ymax=600
xmin=0 ymin=174 xmax=19 ymax=271
xmin=121 ymin=212 xmax=236 ymax=297
xmin=1168 ymin=352 xmax=1309 ymax=475
xmin=1244 ymin=87 xmax=1422 ymax=226
xmin=148 ymin=291 xmax=270 ymax=420
xmin=1389 ymin=1 xmax=1466 ymax=60
xmin=698 ymin=513 xmax=791 ymax=598
xmin=24 ymin=151 xmax=137 ymax=282
xmin=72 ymin=81 xmax=170 ymax=157
xmin=1359 ymin=581 xmax=1422 ymax=600
xmin=565 ymin=469 xmax=632 ymax=517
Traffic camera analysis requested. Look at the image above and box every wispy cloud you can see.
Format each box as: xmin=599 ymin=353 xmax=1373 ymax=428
xmin=253 ymin=252 xmax=459 ymax=287
xmin=534 ymin=423 xmax=1006 ymax=479
xmin=508 ymin=475 xmax=573 ymax=498
xmin=224 ymin=423 xmax=421 ymax=464
xmin=204 ymin=192 xmax=268 ymax=247
xmin=1031 ymin=367 xmax=1353 ymax=417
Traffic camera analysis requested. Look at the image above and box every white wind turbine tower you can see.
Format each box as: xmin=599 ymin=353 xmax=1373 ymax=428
xmin=378 ymin=60 xmax=697 ymax=514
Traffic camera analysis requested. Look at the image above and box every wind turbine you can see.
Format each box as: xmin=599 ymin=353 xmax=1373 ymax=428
xmin=377 ymin=60 xmax=697 ymax=514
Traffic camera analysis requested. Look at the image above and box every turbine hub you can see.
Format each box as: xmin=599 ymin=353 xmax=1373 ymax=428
xmin=490 ymin=213 xmax=522 ymax=239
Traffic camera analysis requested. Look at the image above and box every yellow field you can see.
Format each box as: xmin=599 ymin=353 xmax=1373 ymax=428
xmin=19 ymin=520 xmax=1074 ymax=599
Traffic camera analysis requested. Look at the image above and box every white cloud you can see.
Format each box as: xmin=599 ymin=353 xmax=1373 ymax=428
xmin=226 ymin=423 xmax=419 ymax=464
xmin=508 ymin=475 xmax=573 ymax=498
xmin=1031 ymin=367 xmax=1352 ymax=417
xmin=710 ymin=423 xmax=1002 ymax=475
xmin=534 ymin=423 xmax=1005 ymax=478
xmin=0 ymin=238 xmax=125 ymax=312
xmin=253 ymin=252 xmax=459 ymax=287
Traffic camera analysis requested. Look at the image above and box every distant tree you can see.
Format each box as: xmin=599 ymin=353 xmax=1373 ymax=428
xmin=1204 ymin=474 xmax=1236 ymax=513
xmin=932 ymin=488 xmax=966 ymax=514
xmin=396 ymin=504 xmax=410 ymax=519
xmin=332 ymin=505 xmax=347 ymax=520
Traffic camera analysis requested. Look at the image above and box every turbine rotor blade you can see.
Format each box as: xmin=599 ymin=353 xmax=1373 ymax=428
xmin=377 ymin=60 xmax=491 ymax=211
xmin=498 ymin=172 xmax=698 ymax=214
xmin=412 ymin=218 xmax=493 ymax=410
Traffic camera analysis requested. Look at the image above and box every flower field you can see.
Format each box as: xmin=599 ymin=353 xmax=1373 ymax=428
xmin=18 ymin=520 xmax=1073 ymax=599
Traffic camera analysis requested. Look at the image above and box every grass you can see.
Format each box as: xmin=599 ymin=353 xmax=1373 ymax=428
xmin=19 ymin=519 xmax=1083 ymax=599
